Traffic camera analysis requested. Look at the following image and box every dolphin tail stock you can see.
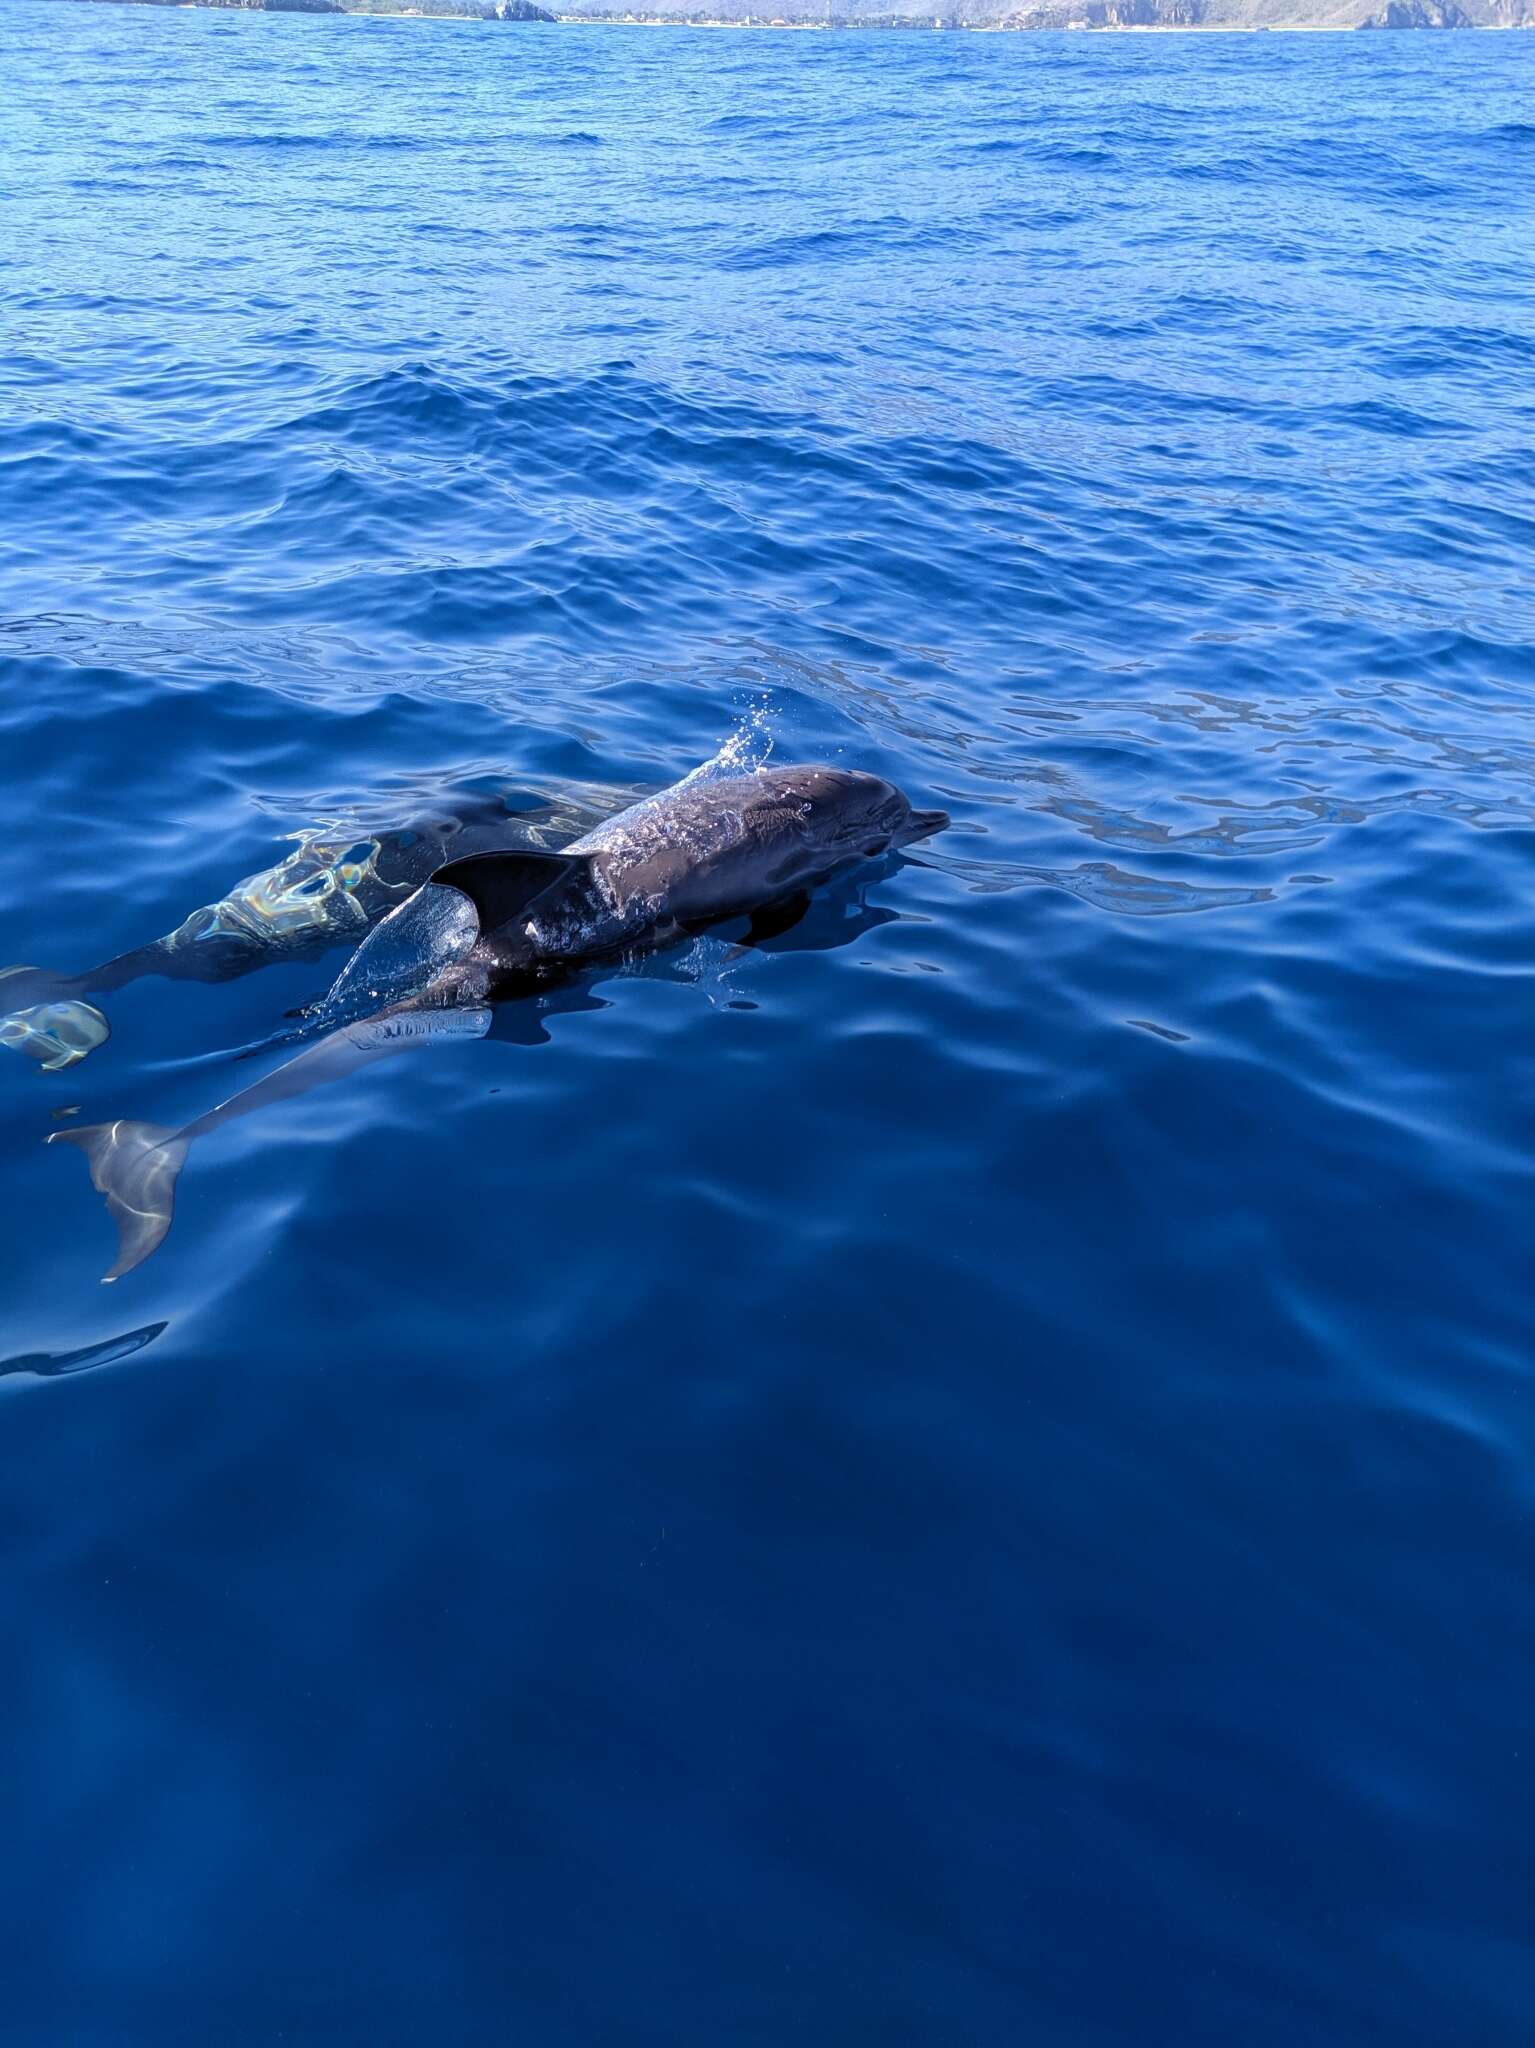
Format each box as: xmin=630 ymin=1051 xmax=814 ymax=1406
xmin=1 ymin=965 xmax=83 ymax=1009
xmin=47 ymin=1002 xmax=495 ymax=1281
xmin=47 ymin=1120 xmax=190 ymax=1283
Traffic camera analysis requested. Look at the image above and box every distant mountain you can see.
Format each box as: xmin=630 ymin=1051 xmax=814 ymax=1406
xmin=556 ymin=0 xmax=1533 ymax=22
xmin=60 ymin=0 xmax=1535 ymax=22
xmin=337 ymin=0 xmax=556 ymax=15
xmin=70 ymin=0 xmax=558 ymax=19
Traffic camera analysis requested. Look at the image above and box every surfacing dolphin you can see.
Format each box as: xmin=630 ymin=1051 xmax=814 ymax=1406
xmin=50 ymin=763 xmax=947 ymax=1280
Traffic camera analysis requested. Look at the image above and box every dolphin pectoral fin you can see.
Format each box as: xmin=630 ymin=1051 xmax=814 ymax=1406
xmin=431 ymin=849 xmax=595 ymax=937
xmin=48 ymin=1121 xmax=190 ymax=1282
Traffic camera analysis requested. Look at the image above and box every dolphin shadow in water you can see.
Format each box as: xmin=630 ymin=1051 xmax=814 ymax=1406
xmin=48 ymin=764 xmax=947 ymax=1280
xmin=0 ymin=1320 xmax=169 ymax=1382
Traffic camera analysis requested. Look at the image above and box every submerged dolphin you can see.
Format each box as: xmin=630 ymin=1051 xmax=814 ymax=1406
xmin=0 ymin=794 xmax=528 ymax=1070
xmin=51 ymin=763 xmax=947 ymax=1279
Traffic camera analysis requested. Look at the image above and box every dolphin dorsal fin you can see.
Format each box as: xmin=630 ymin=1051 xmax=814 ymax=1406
xmin=431 ymin=849 xmax=592 ymax=936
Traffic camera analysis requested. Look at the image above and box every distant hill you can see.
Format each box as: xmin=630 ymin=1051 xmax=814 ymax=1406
xmin=69 ymin=0 xmax=558 ymax=20
xmin=338 ymin=0 xmax=556 ymax=16
xmin=557 ymin=0 xmax=1533 ymax=22
xmin=61 ymin=0 xmax=1535 ymax=22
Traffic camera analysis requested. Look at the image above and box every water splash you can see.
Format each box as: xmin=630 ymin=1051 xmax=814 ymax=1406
xmin=311 ymin=882 xmax=480 ymax=1030
xmin=570 ymin=701 xmax=776 ymax=862
xmin=676 ymin=698 xmax=776 ymax=790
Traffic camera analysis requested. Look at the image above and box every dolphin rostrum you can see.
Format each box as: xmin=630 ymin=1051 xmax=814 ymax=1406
xmin=50 ymin=763 xmax=947 ymax=1278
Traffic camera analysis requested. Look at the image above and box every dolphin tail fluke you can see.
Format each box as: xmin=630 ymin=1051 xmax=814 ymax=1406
xmin=47 ymin=1120 xmax=190 ymax=1282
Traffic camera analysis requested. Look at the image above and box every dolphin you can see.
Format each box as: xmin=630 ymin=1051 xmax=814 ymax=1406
xmin=49 ymin=762 xmax=947 ymax=1279
xmin=0 ymin=792 xmax=532 ymax=1070
xmin=409 ymin=761 xmax=946 ymax=997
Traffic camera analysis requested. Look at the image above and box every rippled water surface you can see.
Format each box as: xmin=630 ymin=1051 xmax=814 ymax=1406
xmin=3 ymin=5 xmax=1535 ymax=2039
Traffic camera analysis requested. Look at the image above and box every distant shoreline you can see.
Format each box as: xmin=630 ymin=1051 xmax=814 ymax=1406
xmin=52 ymin=0 xmax=1535 ymax=28
xmin=60 ymin=0 xmax=559 ymax=22
xmin=550 ymin=14 xmax=1527 ymax=23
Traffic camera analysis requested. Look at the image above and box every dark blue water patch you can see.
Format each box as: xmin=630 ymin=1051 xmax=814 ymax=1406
xmin=1169 ymin=139 xmax=1454 ymax=204
xmin=1026 ymin=138 xmax=1116 ymax=167
xmin=4 ymin=8 xmax=1535 ymax=2045
xmin=706 ymin=111 xmax=792 ymax=134
xmin=1368 ymin=322 xmax=1535 ymax=376
xmin=197 ymin=129 xmax=348 ymax=149
xmin=716 ymin=219 xmax=942 ymax=271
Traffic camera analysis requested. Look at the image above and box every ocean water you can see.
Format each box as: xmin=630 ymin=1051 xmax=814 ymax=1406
xmin=3 ymin=4 xmax=1535 ymax=2038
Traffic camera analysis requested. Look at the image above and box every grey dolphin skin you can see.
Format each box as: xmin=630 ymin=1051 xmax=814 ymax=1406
xmin=434 ymin=762 xmax=947 ymax=995
xmin=50 ymin=763 xmax=947 ymax=1279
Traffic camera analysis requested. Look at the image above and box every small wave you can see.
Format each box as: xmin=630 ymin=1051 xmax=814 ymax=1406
xmin=706 ymin=112 xmax=792 ymax=137
xmin=199 ymin=131 xmax=337 ymax=150
xmin=1029 ymin=143 xmax=1115 ymax=169
xmin=1368 ymin=325 xmax=1535 ymax=377
xmin=718 ymin=227 xmax=873 ymax=273
xmin=941 ymin=854 xmax=1275 ymax=918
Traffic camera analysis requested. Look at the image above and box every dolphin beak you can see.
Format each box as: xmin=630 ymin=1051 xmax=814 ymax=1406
xmin=902 ymin=809 xmax=950 ymax=844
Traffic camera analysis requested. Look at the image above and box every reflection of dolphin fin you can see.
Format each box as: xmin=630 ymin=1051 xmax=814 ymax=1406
xmin=47 ymin=1121 xmax=189 ymax=1283
xmin=432 ymin=850 xmax=593 ymax=937
xmin=742 ymin=893 xmax=812 ymax=947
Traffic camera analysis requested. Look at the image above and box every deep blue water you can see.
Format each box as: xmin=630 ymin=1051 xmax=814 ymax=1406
xmin=4 ymin=4 xmax=1535 ymax=2039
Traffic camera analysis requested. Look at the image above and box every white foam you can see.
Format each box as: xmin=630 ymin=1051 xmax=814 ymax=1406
xmin=570 ymin=702 xmax=775 ymax=857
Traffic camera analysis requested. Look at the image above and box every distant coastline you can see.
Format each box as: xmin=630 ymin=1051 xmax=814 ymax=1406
xmin=60 ymin=0 xmax=559 ymax=21
xmin=54 ymin=0 xmax=1535 ymax=27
